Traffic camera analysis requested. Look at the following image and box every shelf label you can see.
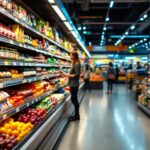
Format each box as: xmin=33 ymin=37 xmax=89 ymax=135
xmin=9 ymin=40 xmax=14 ymax=44
xmin=19 ymin=43 xmax=23 ymax=47
xmin=16 ymin=107 xmax=19 ymax=112
xmin=4 ymin=61 xmax=9 ymax=65
xmin=0 ymin=83 xmax=3 ymax=89
xmin=3 ymin=114 xmax=8 ymax=119
xmin=20 ymin=63 xmax=23 ymax=66
xmin=27 ymin=103 xmax=29 ymax=107
xmin=13 ymin=62 xmax=16 ymax=66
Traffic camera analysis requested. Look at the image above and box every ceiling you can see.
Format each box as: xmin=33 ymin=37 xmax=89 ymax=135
xmin=62 ymin=0 xmax=150 ymax=47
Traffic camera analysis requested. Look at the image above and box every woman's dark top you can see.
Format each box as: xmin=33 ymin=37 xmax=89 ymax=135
xmin=68 ymin=63 xmax=81 ymax=87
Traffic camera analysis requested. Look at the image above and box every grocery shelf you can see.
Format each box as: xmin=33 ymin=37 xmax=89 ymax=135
xmin=0 ymin=84 xmax=67 ymax=122
xmin=0 ymin=7 xmax=70 ymax=54
xmin=0 ymin=74 xmax=61 ymax=89
xmin=137 ymin=102 xmax=150 ymax=117
xmin=0 ymin=59 xmax=71 ymax=68
xmin=13 ymin=94 xmax=68 ymax=150
xmin=143 ymin=90 xmax=150 ymax=98
xmin=14 ymin=83 xmax=84 ymax=150
xmin=0 ymin=36 xmax=71 ymax=62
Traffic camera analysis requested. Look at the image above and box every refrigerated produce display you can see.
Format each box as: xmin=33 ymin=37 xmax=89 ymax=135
xmin=0 ymin=1 xmax=87 ymax=150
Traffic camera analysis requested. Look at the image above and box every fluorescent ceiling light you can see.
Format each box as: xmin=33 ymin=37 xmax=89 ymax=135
xmin=143 ymin=14 xmax=148 ymax=19
xmin=52 ymin=5 xmax=66 ymax=21
xmin=64 ymin=21 xmax=73 ymax=30
xmin=83 ymin=26 xmax=86 ymax=30
xmin=111 ymin=35 xmax=150 ymax=38
xmin=71 ymin=31 xmax=78 ymax=38
xmin=130 ymin=25 xmax=135 ymax=30
xmin=103 ymin=27 xmax=107 ymax=31
xmin=78 ymin=27 xmax=82 ymax=31
xmin=135 ymin=43 xmax=138 ymax=46
xmin=48 ymin=0 xmax=55 ymax=3
xmin=106 ymin=17 xmax=110 ymax=22
xmin=125 ymin=32 xmax=129 ymax=35
xmin=109 ymin=1 xmax=114 ymax=8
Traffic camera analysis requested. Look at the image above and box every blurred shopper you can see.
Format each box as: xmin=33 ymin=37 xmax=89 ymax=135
xmin=128 ymin=63 xmax=133 ymax=70
xmin=107 ymin=62 xmax=115 ymax=94
xmin=136 ymin=61 xmax=142 ymax=69
xmin=82 ymin=64 xmax=91 ymax=91
xmin=62 ymin=52 xmax=81 ymax=121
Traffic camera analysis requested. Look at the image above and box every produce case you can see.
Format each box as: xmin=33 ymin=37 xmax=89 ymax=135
xmin=0 ymin=1 xmax=87 ymax=150
xmin=14 ymin=83 xmax=85 ymax=150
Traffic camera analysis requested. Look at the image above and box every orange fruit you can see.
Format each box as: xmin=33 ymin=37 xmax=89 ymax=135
xmin=17 ymin=137 xmax=21 ymax=141
xmin=4 ymin=124 xmax=10 ymax=129
xmin=19 ymin=133 xmax=24 ymax=138
xmin=11 ymin=124 xmax=17 ymax=130
xmin=6 ymin=129 xmax=12 ymax=135
xmin=12 ymin=130 xmax=19 ymax=137
xmin=0 ymin=127 xmax=6 ymax=133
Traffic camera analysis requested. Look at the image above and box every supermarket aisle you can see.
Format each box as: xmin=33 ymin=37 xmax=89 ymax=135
xmin=56 ymin=84 xmax=150 ymax=150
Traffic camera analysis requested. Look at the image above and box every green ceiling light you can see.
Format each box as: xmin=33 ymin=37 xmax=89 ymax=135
xmin=83 ymin=31 xmax=87 ymax=34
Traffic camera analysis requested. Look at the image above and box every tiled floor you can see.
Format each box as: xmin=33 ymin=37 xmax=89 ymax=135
xmin=56 ymin=83 xmax=150 ymax=150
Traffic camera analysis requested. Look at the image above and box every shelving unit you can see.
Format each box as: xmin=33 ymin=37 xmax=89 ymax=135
xmin=0 ymin=74 xmax=61 ymax=89
xmin=0 ymin=59 xmax=71 ymax=67
xmin=0 ymin=0 xmax=87 ymax=149
xmin=0 ymin=84 xmax=67 ymax=122
xmin=137 ymin=102 xmax=150 ymax=117
xmin=0 ymin=36 xmax=71 ymax=62
xmin=0 ymin=7 xmax=70 ymax=53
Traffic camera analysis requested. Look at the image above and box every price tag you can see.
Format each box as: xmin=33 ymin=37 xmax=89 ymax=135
xmin=27 ymin=103 xmax=29 ymax=107
xmin=20 ymin=63 xmax=23 ymax=66
xmin=4 ymin=61 xmax=9 ymax=66
xmin=13 ymin=62 xmax=16 ymax=66
xmin=9 ymin=40 xmax=14 ymax=44
xmin=15 ymin=18 xmax=19 ymax=22
xmin=16 ymin=107 xmax=19 ymax=112
xmin=0 ymin=83 xmax=4 ymax=89
xmin=22 ymin=80 xmax=26 ymax=83
xmin=24 ymin=45 xmax=27 ymax=48
xmin=3 ymin=114 xmax=8 ymax=119
xmin=32 ymin=101 xmax=34 ymax=104
xmin=19 ymin=43 xmax=23 ymax=47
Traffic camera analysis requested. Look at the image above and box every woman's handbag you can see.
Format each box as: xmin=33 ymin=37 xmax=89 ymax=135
xmin=108 ymin=74 xmax=115 ymax=80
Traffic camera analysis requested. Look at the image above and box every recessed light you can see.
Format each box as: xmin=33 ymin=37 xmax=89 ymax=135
xmin=83 ymin=26 xmax=86 ymax=30
xmin=83 ymin=31 xmax=87 ymax=34
xmin=143 ymin=14 xmax=148 ymax=19
xmin=130 ymin=25 xmax=135 ymax=30
xmin=106 ymin=17 xmax=110 ymax=22
xmin=78 ymin=27 xmax=82 ymax=31
xmin=103 ymin=27 xmax=107 ymax=31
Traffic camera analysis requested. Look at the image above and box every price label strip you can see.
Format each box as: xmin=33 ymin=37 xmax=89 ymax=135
xmin=3 ymin=114 xmax=8 ymax=120
xmin=4 ymin=61 xmax=9 ymax=66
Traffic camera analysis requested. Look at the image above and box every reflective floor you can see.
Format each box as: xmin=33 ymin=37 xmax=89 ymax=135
xmin=57 ymin=84 xmax=150 ymax=150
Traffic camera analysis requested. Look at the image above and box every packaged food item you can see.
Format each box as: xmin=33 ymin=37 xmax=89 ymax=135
xmin=0 ymin=91 xmax=10 ymax=102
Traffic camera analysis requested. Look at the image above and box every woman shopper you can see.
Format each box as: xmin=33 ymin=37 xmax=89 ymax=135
xmin=107 ymin=62 xmax=115 ymax=94
xmin=82 ymin=64 xmax=91 ymax=91
xmin=62 ymin=52 xmax=81 ymax=121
